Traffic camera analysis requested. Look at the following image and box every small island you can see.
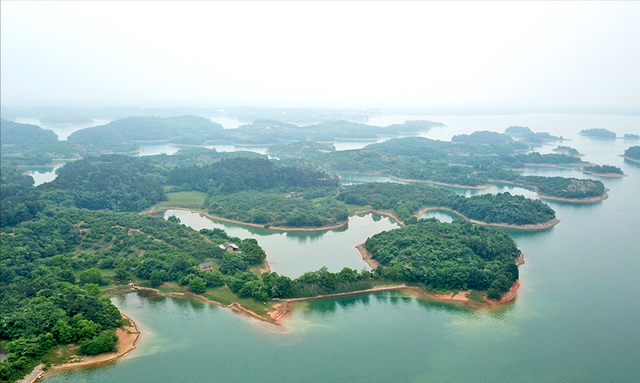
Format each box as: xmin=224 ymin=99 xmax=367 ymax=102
xmin=505 ymin=126 xmax=562 ymax=143
xmin=579 ymin=128 xmax=617 ymax=139
xmin=552 ymin=145 xmax=581 ymax=156
xmin=624 ymin=133 xmax=639 ymax=140
xmin=582 ymin=164 xmax=627 ymax=177
xmin=623 ymin=146 xmax=640 ymax=163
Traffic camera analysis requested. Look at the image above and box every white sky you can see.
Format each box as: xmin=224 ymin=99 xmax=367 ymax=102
xmin=2 ymin=1 xmax=639 ymax=110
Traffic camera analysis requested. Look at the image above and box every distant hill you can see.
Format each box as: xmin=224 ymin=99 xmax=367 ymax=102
xmin=504 ymin=126 xmax=562 ymax=143
xmin=0 ymin=119 xmax=58 ymax=144
xmin=452 ymin=131 xmax=513 ymax=144
xmin=67 ymin=115 xmax=224 ymax=144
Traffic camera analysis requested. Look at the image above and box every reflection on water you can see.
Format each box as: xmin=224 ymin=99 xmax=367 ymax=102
xmin=164 ymin=209 xmax=399 ymax=278
xmin=25 ymin=165 xmax=63 ymax=186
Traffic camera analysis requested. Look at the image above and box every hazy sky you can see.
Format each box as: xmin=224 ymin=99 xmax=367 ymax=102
xmin=2 ymin=1 xmax=639 ymax=110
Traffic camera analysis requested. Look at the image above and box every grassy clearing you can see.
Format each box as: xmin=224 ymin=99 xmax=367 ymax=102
xmin=154 ymin=191 xmax=207 ymax=211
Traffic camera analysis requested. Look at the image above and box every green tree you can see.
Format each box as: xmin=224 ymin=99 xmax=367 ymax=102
xmin=149 ymin=269 xmax=166 ymax=288
xmin=79 ymin=267 xmax=107 ymax=286
xmin=189 ymin=277 xmax=206 ymax=294
xmin=79 ymin=330 xmax=118 ymax=355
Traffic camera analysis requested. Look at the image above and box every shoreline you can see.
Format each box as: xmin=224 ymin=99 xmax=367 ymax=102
xmin=416 ymin=207 xmax=560 ymax=230
xmin=581 ymin=170 xmax=628 ymax=178
xmin=489 ymin=179 xmax=610 ymax=203
xmin=352 ymin=206 xmax=559 ymax=231
xmin=387 ymin=175 xmax=491 ymax=189
xmin=355 ymin=243 xmax=522 ymax=306
xmin=30 ymin=313 xmax=140 ymax=382
xmin=538 ymin=189 xmax=609 ymax=203
xmin=622 ymin=155 xmax=640 ymax=163
xmin=144 ymin=206 xmax=350 ymax=232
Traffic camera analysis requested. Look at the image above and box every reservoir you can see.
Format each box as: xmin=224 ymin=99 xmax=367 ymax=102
xmin=42 ymin=114 xmax=640 ymax=382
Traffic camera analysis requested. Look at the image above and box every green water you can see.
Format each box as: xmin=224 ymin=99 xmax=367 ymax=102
xmin=162 ymin=210 xmax=399 ymax=278
xmin=43 ymin=115 xmax=640 ymax=382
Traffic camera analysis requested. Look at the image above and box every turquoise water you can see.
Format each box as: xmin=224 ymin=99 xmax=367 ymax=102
xmin=43 ymin=114 xmax=640 ymax=382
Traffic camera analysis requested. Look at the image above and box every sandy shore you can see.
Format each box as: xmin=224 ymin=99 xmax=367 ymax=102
xmin=30 ymin=313 xmax=140 ymax=382
xmin=622 ymin=156 xmax=640 ymax=163
xmin=356 ymin=243 xmax=380 ymax=269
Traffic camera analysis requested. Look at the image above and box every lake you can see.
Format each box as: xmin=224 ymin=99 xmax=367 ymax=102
xmin=42 ymin=113 xmax=640 ymax=382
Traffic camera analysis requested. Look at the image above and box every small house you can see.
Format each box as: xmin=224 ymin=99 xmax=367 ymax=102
xmin=219 ymin=242 xmax=239 ymax=252
xmin=197 ymin=261 xmax=215 ymax=271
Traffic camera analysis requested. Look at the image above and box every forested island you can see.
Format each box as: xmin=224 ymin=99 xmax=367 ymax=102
xmin=579 ymin=128 xmax=617 ymax=139
xmin=553 ymin=146 xmax=581 ymax=156
xmin=364 ymin=219 xmax=521 ymax=300
xmin=504 ymin=126 xmax=562 ymax=143
xmin=582 ymin=165 xmax=625 ymax=177
xmin=623 ymin=146 xmax=640 ymax=162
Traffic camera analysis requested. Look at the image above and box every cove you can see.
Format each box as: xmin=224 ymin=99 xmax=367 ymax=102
xmin=163 ymin=209 xmax=399 ymax=278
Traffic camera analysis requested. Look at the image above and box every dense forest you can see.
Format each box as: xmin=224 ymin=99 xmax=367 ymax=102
xmin=205 ymin=191 xmax=349 ymax=228
xmin=338 ymin=182 xmax=556 ymax=225
xmin=67 ymin=116 xmax=224 ymax=144
xmin=42 ymin=156 xmax=167 ymax=212
xmin=0 ymin=168 xmax=45 ymax=228
xmin=0 ymin=119 xmax=58 ymax=145
xmin=365 ymin=219 xmax=521 ymax=299
xmin=167 ymin=157 xmax=339 ymax=194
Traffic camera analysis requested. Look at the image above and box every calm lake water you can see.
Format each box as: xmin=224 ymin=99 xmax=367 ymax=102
xmin=43 ymin=114 xmax=640 ymax=382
